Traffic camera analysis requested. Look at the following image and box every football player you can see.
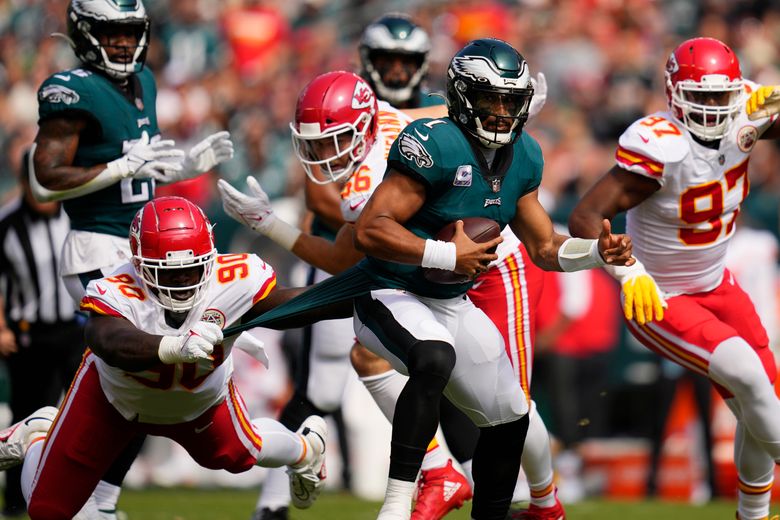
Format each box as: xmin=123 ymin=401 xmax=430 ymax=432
xmin=222 ymin=71 xmax=474 ymax=520
xmin=570 ymin=37 xmax=780 ymax=520
xmin=222 ymin=39 xmax=634 ymax=520
xmin=0 ymin=196 xmax=346 ymax=519
xmin=28 ymin=1 xmax=233 ymax=515
xmin=358 ymin=13 xmax=438 ymax=110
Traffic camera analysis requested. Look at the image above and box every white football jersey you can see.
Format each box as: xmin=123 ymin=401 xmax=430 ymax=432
xmin=80 ymin=253 xmax=277 ymax=424
xmin=340 ymin=101 xmax=412 ymax=222
xmin=616 ymin=81 xmax=777 ymax=294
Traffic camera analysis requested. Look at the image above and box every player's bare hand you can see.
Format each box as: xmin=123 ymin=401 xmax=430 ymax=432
xmin=0 ymin=328 xmax=17 ymax=356
xmin=598 ymin=219 xmax=634 ymax=266
xmin=451 ymin=220 xmax=502 ymax=278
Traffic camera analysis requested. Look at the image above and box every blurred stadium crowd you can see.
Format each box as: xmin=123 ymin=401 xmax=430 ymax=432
xmin=2 ymin=0 xmax=780 ymax=507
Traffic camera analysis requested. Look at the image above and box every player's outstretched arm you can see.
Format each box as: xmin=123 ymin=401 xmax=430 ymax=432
xmin=32 ymin=120 xmax=184 ymax=202
xmin=86 ymin=315 xmax=221 ymax=371
xmin=218 ymin=177 xmax=363 ymax=274
xmin=569 ymin=165 xmax=666 ymax=324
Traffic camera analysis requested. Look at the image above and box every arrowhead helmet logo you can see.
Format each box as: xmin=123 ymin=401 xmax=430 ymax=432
xmin=352 ymin=80 xmax=375 ymax=109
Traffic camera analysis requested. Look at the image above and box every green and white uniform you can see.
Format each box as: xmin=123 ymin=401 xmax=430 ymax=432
xmin=37 ymin=66 xmax=160 ymax=287
xmin=353 ymin=117 xmax=542 ymax=427
xmin=361 ymin=117 xmax=542 ymax=299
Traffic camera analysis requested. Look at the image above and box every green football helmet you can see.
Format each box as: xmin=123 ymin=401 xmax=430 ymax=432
xmin=446 ymin=38 xmax=534 ymax=149
xmin=359 ymin=13 xmax=431 ymax=106
xmin=66 ymin=0 xmax=150 ymax=79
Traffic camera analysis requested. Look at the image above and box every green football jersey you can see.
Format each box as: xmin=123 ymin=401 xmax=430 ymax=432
xmin=37 ymin=66 xmax=160 ymax=237
xmin=360 ymin=117 xmax=543 ymax=299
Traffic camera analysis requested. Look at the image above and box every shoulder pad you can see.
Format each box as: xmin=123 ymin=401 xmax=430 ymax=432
xmin=616 ymin=112 xmax=688 ymax=180
xmin=38 ymin=70 xmax=95 ymax=118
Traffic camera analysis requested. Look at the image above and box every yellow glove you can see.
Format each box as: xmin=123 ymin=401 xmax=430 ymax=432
xmin=746 ymin=85 xmax=780 ymax=121
xmin=604 ymin=260 xmax=666 ymax=325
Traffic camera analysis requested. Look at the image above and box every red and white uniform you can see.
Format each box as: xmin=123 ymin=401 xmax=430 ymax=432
xmin=615 ymin=86 xmax=778 ymax=393
xmin=340 ymin=101 xmax=411 ymax=222
xmin=29 ymin=254 xmax=277 ymax=516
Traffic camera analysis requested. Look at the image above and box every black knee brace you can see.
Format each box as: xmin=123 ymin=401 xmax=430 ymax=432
xmin=389 ymin=340 xmax=456 ymax=482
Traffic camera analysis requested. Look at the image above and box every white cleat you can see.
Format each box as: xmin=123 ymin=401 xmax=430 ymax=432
xmin=287 ymin=415 xmax=327 ymax=509
xmin=0 ymin=406 xmax=57 ymax=470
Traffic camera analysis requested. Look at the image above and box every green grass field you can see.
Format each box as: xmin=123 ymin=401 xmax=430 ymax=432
xmin=89 ymin=489 xmax=743 ymax=519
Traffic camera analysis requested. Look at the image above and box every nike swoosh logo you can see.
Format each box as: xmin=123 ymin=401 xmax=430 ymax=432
xmin=54 ymin=74 xmax=71 ymax=81
xmin=194 ymin=421 xmax=213 ymax=434
xmin=414 ymin=129 xmax=430 ymax=141
xmin=349 ymin=199 xmax=366 ymax=211
xmin=96 ymin=285 xmax=107 ymax=295
xmin=639 ymin=134 xmax=650 ymax=144
xmin=471 ymin=280 xmax=484 ymax=289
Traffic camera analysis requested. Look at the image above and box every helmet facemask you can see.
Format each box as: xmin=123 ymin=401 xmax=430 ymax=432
xmin=291 ymin=110 xmax=374 ymax=184
xmin=134 ymin=248 xmax=215 ymax=313
xmin=67 ymin=0 xmax=150 ymax=79
xmin=363 ymin=49 xmax=429 ymax=105
xmin=449 ymin=78 xmax=533 ymax=149
xmin=667 ymin=75 xmax=744 ymax=141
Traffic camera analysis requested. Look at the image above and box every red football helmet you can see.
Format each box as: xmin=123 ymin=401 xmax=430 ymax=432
xmin=129 ymin=196 xmax=216 ymax=312
xmin=290 ymin=71 xmax=379 ymax=184
xmin=665 ymin=37 xmax=744 ymax=141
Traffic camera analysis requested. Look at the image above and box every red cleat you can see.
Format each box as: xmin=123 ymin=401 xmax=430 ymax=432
xmin=411 ymin=460 xmax=472 ymax=520
xmin=509 ymin=497 xmax=565 ymax=520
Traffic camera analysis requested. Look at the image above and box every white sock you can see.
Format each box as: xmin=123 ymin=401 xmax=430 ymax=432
xmin=255 ymin=466 xmax=292 ymax=511
xmin=93 ymin=480 xmax=121 ymax=512
xmin=21 ymin=437 xmax=44 ymax=504
xmin=360 ymin=370 xmax=408 ymax=422
xmin=734 ymin=421 xmax=774 ymax=520
xmin=420 ymin=444 xmax=448 ymax=472
xmin=460 ymin=459 xmax=474 ymax=490
xmin=522 ymin=404 xmax=556 ymax=508
xmin=252 ymin=418 xmax=305 ymax=467
xmin=377 ymin=478 xmax=415 ymax=520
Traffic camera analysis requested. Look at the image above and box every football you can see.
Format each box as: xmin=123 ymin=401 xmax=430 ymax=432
xmin=422 ymin=217 xmax=501 ymax=284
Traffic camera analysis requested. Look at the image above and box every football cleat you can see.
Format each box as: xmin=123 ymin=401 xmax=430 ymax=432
xmin=0 ymin=406 xmax=57 ymax=470
xmin=251 ymin=506 xmax=289 ymax=520
xmin=411 ymin=459 xmax=472 ymax=520
xmin=508 ymin=497 xmax=565 ymax=519
xmin=287 ymin=415 xmax=327 ymax=509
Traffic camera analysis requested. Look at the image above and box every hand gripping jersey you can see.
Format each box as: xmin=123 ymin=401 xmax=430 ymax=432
xmin=80 ymin=253 xmax=277 ymax=424
xmin=615 ymin=81 xmax=777 ymax=295
xmin=360 ymin=117 xmax=543 ymax=299
xmin=37 ymin=67 xmax=160 ymax=238
xmin=339 ymin=101 xmax=412 ymax=222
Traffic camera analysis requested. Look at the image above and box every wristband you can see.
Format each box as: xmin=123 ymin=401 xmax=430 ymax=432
xmin=421 ymin=239 xmax=457 ymax=271
xmin=28 ymin=143 xmax=129 ymax=203
xmin=158 ymin=335 xmax=184 ymax=364
xmin=264 ymin=216 xmax=302 ymax=251
xmin=557 ymin=237 xmax=606 ymax=272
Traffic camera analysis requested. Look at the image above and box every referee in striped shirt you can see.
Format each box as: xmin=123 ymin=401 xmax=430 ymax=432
xmin=0 ymin=150 xmax=84 ymax=517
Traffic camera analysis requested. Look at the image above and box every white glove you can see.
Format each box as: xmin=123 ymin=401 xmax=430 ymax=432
xmin=106 ymin=131 xmax=185 ymax=181
xmin=158 ymin=321 xmax=223 ymax=364
xmin=528 ymin=72 xmax=547 ymax=120
xmin=182 ymin=131 xmax=234 ymax=178
xmin=217 ymin=176 xmax=302 ymax=250
xmin=604 ymin=259 xmax=667 ymax=325
xmin=218 ymin=176 xmax=276 ymax=233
